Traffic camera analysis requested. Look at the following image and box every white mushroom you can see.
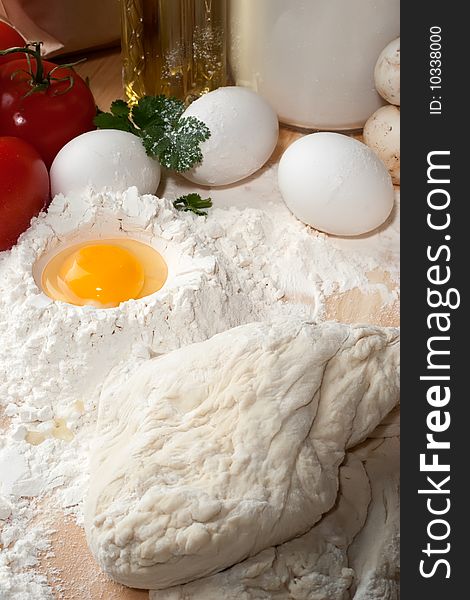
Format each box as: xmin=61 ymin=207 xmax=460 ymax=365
xmin=363 ymin=105 xmax=400 ymax=185
xmin=374 ymin=38 xmax=400 ymax=106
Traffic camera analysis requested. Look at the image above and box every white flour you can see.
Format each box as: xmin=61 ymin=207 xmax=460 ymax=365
xmin=162 ymin=163 xmax=400 ymax=305
xmin=0 ymin=173 xmax=399 ymax=598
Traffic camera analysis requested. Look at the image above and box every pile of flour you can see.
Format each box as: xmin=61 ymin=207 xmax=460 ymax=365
xmin=0 ymin=183 xmax=398 ymax=598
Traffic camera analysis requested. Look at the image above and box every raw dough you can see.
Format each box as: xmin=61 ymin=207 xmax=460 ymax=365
xmin=349 ymin=437 xmax=400 ymax=599
xmin=148 ymin=455 xmax=367 ymax=600
xmin=85 ymin=319 xmax=399 ymax=589
xmin=149 ymin=430 xmax=399 ymax=599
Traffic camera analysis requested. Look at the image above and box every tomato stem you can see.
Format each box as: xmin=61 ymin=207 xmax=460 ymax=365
xmin=0 ymin=42 xmax=45 ymax=83
xmin=0 ymin=42 xmax=86 ymax=93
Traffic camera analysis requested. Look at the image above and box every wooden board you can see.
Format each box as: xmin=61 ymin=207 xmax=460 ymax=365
xmin=5 ymin=49 xmax=398 ymax=598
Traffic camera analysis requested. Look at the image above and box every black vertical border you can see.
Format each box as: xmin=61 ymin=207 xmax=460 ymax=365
xmin=401 ymin=3 xmax=467 ymax=598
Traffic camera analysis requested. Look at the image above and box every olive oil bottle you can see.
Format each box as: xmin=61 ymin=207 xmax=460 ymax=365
xmin=121 ymin=0 xmax=227 ymax=105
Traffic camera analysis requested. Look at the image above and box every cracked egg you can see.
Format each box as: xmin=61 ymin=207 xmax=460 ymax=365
xmin=38 ymin=238 xmax=168 ymax=308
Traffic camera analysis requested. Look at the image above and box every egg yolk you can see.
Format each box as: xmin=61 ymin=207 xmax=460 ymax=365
xmin=58 ymin=244 xmax=145 ymax=306
xmin=40 ymin=238 xmax=168 ymax=308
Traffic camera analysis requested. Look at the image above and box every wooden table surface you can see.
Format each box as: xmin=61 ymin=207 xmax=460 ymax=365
xmin=75 ymin=49 xmax=124 ymax=111
xmin=28 ymin=48 xmax=399 ymax=598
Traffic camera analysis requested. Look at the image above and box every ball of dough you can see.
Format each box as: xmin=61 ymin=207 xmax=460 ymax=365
xmin=182 ymin=87 xmax=279 ymax=186
xmin=364 ymin=105 xmax=400 ymax=185
xmin=374 ymin=38 xmax=400 ymax=106
xmin=85 ymin=319 xmax=399 ymax=590
xmin=50 ymin=130 xmax=161 ymax=198
xmin=278 ymin=133 xmax=394 ymax=236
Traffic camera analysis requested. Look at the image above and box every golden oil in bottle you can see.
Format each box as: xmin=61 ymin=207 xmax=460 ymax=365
xmin=121 ymin=0 xmax=227 ymax=105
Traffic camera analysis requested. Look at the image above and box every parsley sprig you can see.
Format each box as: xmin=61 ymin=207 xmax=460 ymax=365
xmin=173 ymin=193 xmax=213 ymax=216
xmin=94 ymin=96 xmax=210 ymax=172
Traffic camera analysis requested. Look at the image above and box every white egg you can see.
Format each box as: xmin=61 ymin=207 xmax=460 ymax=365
xmin=374 ymin=38 xmax=400 ymax=106
xmin=182 ymin=86 xmax=279 ymax=186
xmin=278 ymin=133 xmax=394 ymax=236
xmin=363 ymin=105 xmax=400 ymax=185
xmin=50 ymin=130 xmax=161 ymax=198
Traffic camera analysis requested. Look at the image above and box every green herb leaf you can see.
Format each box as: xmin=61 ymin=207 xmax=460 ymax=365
xmin=94 ymin=111 xmax=127 ymax=132
xmin=173 ymin=193 xmax=213 ymax=216
xmin=132 ymin=95 xmax=185 ymax=129
xmin=94 ymin=95 xmax=210 ymax=172
xmin=142 ymin=116 xmax=210 ymax=171
xmin=94 ymin=99 xmax=137 ymax=133
xmin=110 ymin=99 xmax=132 ymax=118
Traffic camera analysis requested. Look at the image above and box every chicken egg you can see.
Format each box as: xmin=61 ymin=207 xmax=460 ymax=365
xmin=41 ymin=238 xmax=168 ymax=308
xmin=50 ymin=130 xmax=161 ymax=198
xmin=278 ymin=133 xmax=394 ymax=236
xmin=182 ymin=87 xmax=279 ymax=186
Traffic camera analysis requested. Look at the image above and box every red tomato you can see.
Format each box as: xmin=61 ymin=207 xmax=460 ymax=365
xmin=0 ymin=21 xmax=25 ymax=66
xmin=0 ymin=53 xmax=96 ymax=167
xmin=0 ymin=137 xmax=50 ymax=252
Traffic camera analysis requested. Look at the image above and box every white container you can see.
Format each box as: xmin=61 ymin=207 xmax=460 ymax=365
xmin=229 ymin=0 xmax=400 ymax=130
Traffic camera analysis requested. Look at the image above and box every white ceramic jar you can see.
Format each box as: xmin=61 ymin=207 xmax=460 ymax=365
xmin=229 ymin=0 xmax=400 ymax=130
